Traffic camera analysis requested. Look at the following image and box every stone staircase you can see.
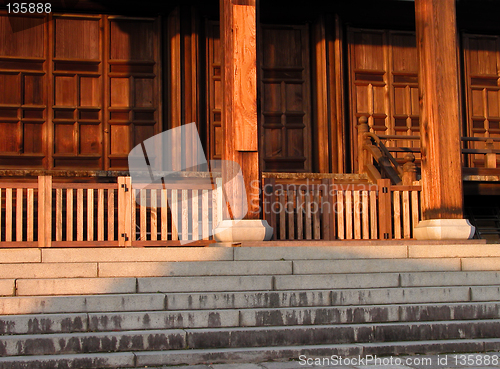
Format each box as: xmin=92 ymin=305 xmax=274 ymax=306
xmin=1 ymin=241 xmax=500 ymax=368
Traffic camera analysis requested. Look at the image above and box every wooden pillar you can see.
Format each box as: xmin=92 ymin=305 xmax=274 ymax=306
xmin=415 ymin=0 xmax=464 ymax=220
xmin=219 ymin=0 xmax=260 ymax=220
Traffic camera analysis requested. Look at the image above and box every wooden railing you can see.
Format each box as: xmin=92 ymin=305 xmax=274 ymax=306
xmin=263 ymin=178 xmax=422 ymax=240
xmin=0 ymin=176 xmax=222 ymax=247
xmin=357 ymin=116 xmax=500 ymax=182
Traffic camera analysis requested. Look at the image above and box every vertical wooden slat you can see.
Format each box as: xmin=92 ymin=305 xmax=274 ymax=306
xmin=131 ymin=188 xmax=137 ymax=243
xmin=279 ymin=187 xmax=286 ymax=240
xmin=150 ymin=189 xmax=157 ymax=241
xmin=6 ymin=188 xmax=12 ymax=242
xmin=337 ymin=190 xmax=345 ymax=239
xmin=216 ymin=177 xmax=223 ymax=227
xmin=353 ymin=191 xmax=361 ymax=239
xmin=98 ymin=189 xmax=104 ymax=241
xmin=16 ymin=188 xmax=23 ymax=241
xmin=107 ymin=189 xmax=114 ymax=241
xmin=305 ymin=188 xmax=312 ymax=239
xmin=393 ymin=190 xmax=402 ymax=239
xmin=27 ymin=188 xmax=34 ymax=242
xmin=161 ymin=188 xmax=168 ymax=240
xmin=77 ymin=188 xmax=84 ymax=241
xmin=362 ymin=190 xmax=369 ymax=239
xmin=171 ymin=189 xmax=178 ymax=240
xmin=377 ymin=179 xmax=392 ymax=239
xmin=0 ymin=188 xmax=2 ymax=241
xmin=403 ymin=190 xmax=411 ymax=239
xmin=369 ymin=190 xmax=377 ymax=239
xmin=321 ymin=179 xmax=333 ymax=241
xmin=412 ymin=190 xmax=420 ymax=238
xmin=202 ymin=189 xmax=209 ymax=239
xmin=345 ymin=190 xmax=353 ymax=239
xmin=140 ymin=189 xmax=147 ymax=240
xmin=55 ymin=189 xmax=62 ymax=241
xmin=313 ymin=188 xmax=321 ymax=239
xmin=87 ymin=189 xmax=94 ymax=241
xmin=181 ymin=189 xmax=189 ymax=241
xmin=37 ymin=176 xmax=52 ymax=247
xmin=66 ymin=189 xmax=73 ymax=241
xmin=287 ymin=188 xmax=294 ymax=240
xmin=296 ymin=187 xmax=303 ymax=240
xmin=263 ymin=178 xmax=277 ymax=241
xmin=192 ymin=189 xmax=199 ymax=240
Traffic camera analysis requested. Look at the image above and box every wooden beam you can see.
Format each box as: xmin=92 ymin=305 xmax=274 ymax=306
xmin=415 ymin=0 xmax=464 ymax=220
xmin=220 ymin=0 xmax=260 ymax=220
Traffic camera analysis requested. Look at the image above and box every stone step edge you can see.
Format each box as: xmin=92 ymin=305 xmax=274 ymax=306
xmin=4 ymin=318 xmax=500 ymax=341
xmin=133 ymin=338 xmax=500 ymax=367
xmin=3 ymin=285 xmax=500 ymax=314
xmin=0 ymin=338 xmax=499 ymax=367
xmin=3 ymin=300 xmax=500 ymax=335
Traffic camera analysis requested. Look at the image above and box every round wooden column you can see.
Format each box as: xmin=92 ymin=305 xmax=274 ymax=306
xmin=414 ymin=0 xmax=474 ymax=239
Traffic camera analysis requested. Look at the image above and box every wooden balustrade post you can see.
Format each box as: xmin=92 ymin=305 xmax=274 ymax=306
xmin=118 ymin=177 xmax=132 ymax=246
xmin=357 ymin=116 xmax=370 ymax=174
xmin=377 ymin=178 xmax=392 ymax=240
xmin=485 ymin=139 xmax=497 ymax=169
xmin=37 ymin=176 xmax=52 ymax=247
xmin=402 ymin=153 xmax=417 ymax=185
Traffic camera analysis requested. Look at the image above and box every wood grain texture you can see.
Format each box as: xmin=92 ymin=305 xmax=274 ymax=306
xmin=415 ymin=0 xmax=464 ymax=219
xmin=220 ymin=0 xmax=260 ymax=219
xmin=233 ymin=4 xmax=258 ymax=151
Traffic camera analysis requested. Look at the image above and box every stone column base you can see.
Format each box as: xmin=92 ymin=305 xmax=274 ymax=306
xmin=414 ymin=219 xmax=475 ymax=240
xmin=213 ymin=219 xmax=273 ymax=244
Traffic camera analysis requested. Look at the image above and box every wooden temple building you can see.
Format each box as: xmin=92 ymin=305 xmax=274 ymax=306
xmin=0 ymin=0 xmax=500 ymax=245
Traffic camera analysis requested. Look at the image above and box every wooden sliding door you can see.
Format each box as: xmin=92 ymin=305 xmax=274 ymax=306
xmin=0 ymin=12 xmax=161 ymax=171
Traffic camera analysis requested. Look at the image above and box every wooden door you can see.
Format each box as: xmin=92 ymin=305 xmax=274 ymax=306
xmin=260 ymin=25 xmax=312 ymax=172
xmin=0 ymin=12 xmax=161 ymax=172
xmin=0 ymin=14 xmax=47 ymax=169
xmin=463 ymin=33 xmax=500 ymax=167
xmin=348 ymin=28 xmax=420 ymax=171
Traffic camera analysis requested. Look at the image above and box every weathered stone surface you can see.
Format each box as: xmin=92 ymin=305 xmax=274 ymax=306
xmin=138 ymin=276 xmax=273 ymax=293
xmin=98 ymin=261 xmax=291 ymax=278
xmin=462 ymin=258 xmax=500 ymax=271
xmin=275 ymin=273 xmax=399 ymax=291
xmin=241 ymin=305 xmax=400 ymax=326
xmin=409 ymin=244 xmax=500 ymax=258
xmin=400 ymin=302 xmax=500 ymax=322
xmin=234 ymin=246 xmax=406 ymax=261
xmin=361 ymin=339 xmax=485 ymax=356
xmin=41 ymin=247 xmax=233 ymax=263
xmin=0 ymin=249 xmax=41 ymax=263
xmin=0 ymin=280 xmax=15 ymax=297
xmin=16 ymin=278 xmax=137 ymax=296
xmin=0 ymin=313 xmax=87 ymax=334
xmin=0 ymin=329 xmax=186 ymax=356
xmin=0 ymin=352 xmax=134 ymax=369
xmin=471 ymin=286 xmax=500 ymax=301
xmin=0 ymin=294 xmax=166 ymax=315
xmin=88 ymin=310 xmax=239 ymax=331
xmin=400 ymin=271 xmax=500 ymax=287
xmin=293 ymin=258 xmax=460 ymax=275
xmin=166 ymin=290 xmax=331 ymax=310
xmin=135 ymin=344 xmax=362 ymax=367
xmin=0 ymin=263 xmax=97 ymax=279
xmin=330 ymin=286 xmax=470 ymax=306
